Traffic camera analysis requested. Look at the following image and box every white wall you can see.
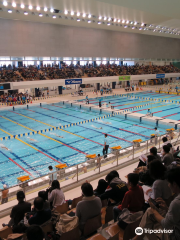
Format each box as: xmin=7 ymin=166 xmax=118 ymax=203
xmin=1 ymin=18 xmax=180 ymax=59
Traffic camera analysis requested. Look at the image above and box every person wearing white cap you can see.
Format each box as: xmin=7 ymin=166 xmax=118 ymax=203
xmin=1 ymin=184 xmax=9 ymax=204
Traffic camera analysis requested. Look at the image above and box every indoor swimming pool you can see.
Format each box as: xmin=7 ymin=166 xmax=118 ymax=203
xmin=0 ymin=100 xmax=172 ymax=188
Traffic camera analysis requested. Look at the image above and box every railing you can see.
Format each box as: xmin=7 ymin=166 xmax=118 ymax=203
xmin=1 ymin=128 xmax=179 ymax=207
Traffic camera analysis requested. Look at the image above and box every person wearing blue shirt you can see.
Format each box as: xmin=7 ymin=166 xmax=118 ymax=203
xmin=103 ymin=134 xmax=109 ymax=158
xmin=100 ymin=88 xmax=103 ymax=95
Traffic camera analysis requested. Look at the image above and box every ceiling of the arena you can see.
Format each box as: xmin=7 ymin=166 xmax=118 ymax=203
xmin=0 ymin=0 xmax=180 ymax=38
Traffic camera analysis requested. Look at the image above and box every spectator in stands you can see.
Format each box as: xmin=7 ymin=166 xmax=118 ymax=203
xmin=100 ymin=171 xmax=128 ymax=204
xmin=94 ymin=179 xmax=108 ymax=197
xmin=113 ymin=173 xmax=145 ymax=222
xmin=38 ymin=191 xmax=50 ymax=210
xmin=7 ymin=191 xmax=31 ymax=227
xmin=26 ymin=225 xmax=44 ymax=240
xmin=146 ymin=160 xmax=172 ymax=201
xmin=27 ymin=197 xmax=51 ymax=226
xmin=162 ymin=145 xmax=174 ymax=167
xmin=149 ymin=147 xmax=161 ymax=161
xmin=76 ymin=182 xmax=102 ymax=231
xmin=48 ymin=180 xmax=65 ymax=209
xmin=167 ymin=143 xmax=175 ymax=155
xmin=161 ymin=136 xmax=170 ymax=154
xmin=132 ymin=167 xmax=180 ymax=240
xmin=136 ymin=155 xmax=156 ymax=186
xmin=1 ymin=184 xmax=9 ymax=204
xmin=48 ymin=165 xmax=57 ymax=185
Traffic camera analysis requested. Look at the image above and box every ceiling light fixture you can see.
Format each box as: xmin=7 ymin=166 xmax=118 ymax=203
xmin=141 ymin=23 xmax=144 ymax=26
xmin=114 ymin=18 xmax=117 ymax=22
xmin=20 ymin=3 xmax=24 ymax=8
xmin=44 ymin=7 xmax=47 ymax=12
xmin=83 ymin=13 xmax=86 ymax=17
xmin=98 ymin=21 xmax=101 ymax=24
xmin=122 ymin=20 xmax=125 ymax=23
xmin=39 ymin=13 xmax=43 ymax=17
xmin=107 ymin=23 xmax=111 ymax=26
xmin=88 ymin=14 xmax=91 ymax=18
xmin=99 ymin=16 xmax=102 ymax=20
xmin=12 ymin=2 xmax=16 ymax=7
xmin=104 ymin=17 xmax=107 ymax=20
xmin=29 ymin=5 xmax=33 ymax=10
xmin=24 ymin=11 xmax=28 ymax=15
xmin=126 ymin=20 xmax=129 ymax=24
xmin=53 ymin=15 xmax=56 ymax=18
xmin=50 ymin=8 xmax=54 ymax=13
xmin=77 ymin=18 xmax=80 ymax=21
xmin=132 ymin=26 xmax=135 ymax=29
xmin=36 ymin=6 xmax=40 ymax=11
xmin=139 ymin=27 xmax=142 ymax=30
xmin=8 ymin=9 xmax=12 ymax=13
xmin=3 ymin=1 xmax=8 ymax=6
xmin=124 ymin=25 xmax=127 ymax=28
xmin=118 ymin=19 xmax=121 ymax=23
xmin=71 ymin=11 xmax=74 ymax=15
xmin=88 ymin=20 xmax=91 ymax=23
xmin=77 ymin=12 xmax=80 ymax=16
xmin=134 ymin=22 xmax=137 ymax=25
xmin=64 ymin=10 xmax=68 ymax=15
xmin=108 ymin=17 xmax=111 ymax=21
xmin=130 ymin=21 xmax=133 ymax=24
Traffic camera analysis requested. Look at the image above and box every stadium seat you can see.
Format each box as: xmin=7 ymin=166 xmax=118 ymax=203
xmin=87 ymin=233 xmax=106 ymax=240
xmin=0 ymin=226 xmax=12 ymax=238
xmin=71 ymin=196 xmax=83 ymax=209
xmin=60 ymin=225 xmax=81 ymax=240
xmin=54 ymin=202 xmax=69 ymax=214
xmin=83 ymin=214 xmax=102 ymax=237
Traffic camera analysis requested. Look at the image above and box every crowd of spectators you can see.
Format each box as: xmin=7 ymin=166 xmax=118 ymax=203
xmin=2 ymin=133 xmax=180 ymax=240
xmin=0 ymin=63 xmax=180 ymax=82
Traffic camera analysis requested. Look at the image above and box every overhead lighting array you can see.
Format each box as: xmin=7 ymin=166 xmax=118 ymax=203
xmin=1 ymin=1 xmax=180 ymax=36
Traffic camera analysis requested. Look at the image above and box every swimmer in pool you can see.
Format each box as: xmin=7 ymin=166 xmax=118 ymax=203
xmin=98 ymin=119 xmax=112 ymax=125
xmin=91 ymin=125 xmax=102 ymax=129
xmin=0 ymin=144 xmax=10 ymax=151
xmin=27 ymin=137 xmax=38 ymax=142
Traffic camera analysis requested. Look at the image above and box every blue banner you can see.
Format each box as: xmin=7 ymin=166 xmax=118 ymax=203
xmin=156 ymin=74 xmax=165 ymax=78
xmin=65 ymin=79 xmax=82 ymax=85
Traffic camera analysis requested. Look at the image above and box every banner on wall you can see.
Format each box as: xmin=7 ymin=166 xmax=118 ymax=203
xmin=119 ymin=76 xmax=131 ymax=81
xmin=65 ymin=79 xmax=82 ymax=85
xmin=156 ymin=74 xmax=165 ymax=78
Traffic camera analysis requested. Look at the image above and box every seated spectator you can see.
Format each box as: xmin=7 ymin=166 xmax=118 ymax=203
xmin=26 ymin=225 xmax=44 ymax=240
xmin=113 ymin=173 xmax=145 ymax=222
xmin=167 ymin=143 xmax=175 ymax=155
xmin=162 ymin=145 xmax=174 ymax=167
xmin=27 ymin=197 xmax=51 ymax=226
xmin=137 ymin=155 xmax=156 ymax=186
xmin=76 ymin=182 xmax=102 ymax=231
xmin=48 ymin=180 xmax=65 ymax=209
xmin=38 ymin=191 xmax=50 ymax=210
xmin=132 ymin=167 xmax=180 ymax=240
xmin=146 ymin=160 xmax=172 ymax=201
xmin=94 ymin=179 xmax=108 ymax=197
xmin=8 ymin=191 xmax=31 ymax=227
xmin=149 ymin=147 xmax=161 ymax=161
xmin=100 ymin=171 xmax=128 ymax=204
xmin=161 ymin=136 xmax=170 ymax=154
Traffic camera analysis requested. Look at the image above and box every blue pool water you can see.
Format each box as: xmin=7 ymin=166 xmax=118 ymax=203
xmin=0 ymin=99 xmax=171 ymax=188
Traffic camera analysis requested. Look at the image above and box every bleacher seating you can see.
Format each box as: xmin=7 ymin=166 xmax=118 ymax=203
xmin=0 ymin=64 xmax=179 ymax=82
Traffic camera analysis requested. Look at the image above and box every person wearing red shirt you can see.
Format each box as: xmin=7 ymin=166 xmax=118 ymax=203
xmin=113 ymin=173 xmax=145 ymax=222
